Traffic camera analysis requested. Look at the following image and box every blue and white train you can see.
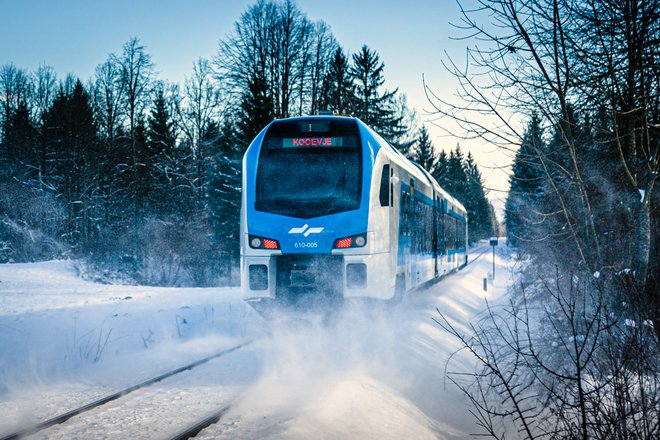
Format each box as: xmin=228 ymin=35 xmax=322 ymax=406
xmin=240 ymin=115 xmax=467 ymax=307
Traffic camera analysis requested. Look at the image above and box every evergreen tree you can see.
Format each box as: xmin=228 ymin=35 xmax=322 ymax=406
xmin=133 ymin=117 xmax=151 ymax=219
xmin=206 ymin=119 xmax=243 ymax=285
xmin=410 ymin=125 xmax=437 ymax=172
xmin=206 ymin=70 xmax=274 ymax=285
xmin=237 ymin=71 xmax=274 ymax=144
xmin=42 ymin=80 xmax=100 ymax=251
xmin=542 ymin=106 xmax=601 ymax=265
xmin=146 ymin=87 xmax=179 ymax=215
xmin=445 ymin=144 xmax=467 ymax=199
xmin=3 ymin=101 xmax=39 ymax=183
xmin=464 ymin=151 xmax=493 ymax=242
xmin=433 ymin=144 xmax=494 ymax=243
xmin=349 ymin=45 xmax=406 ymax=145
xmin=320 ymin=47 xmax=354 ymax=114
xmin=504 ymin=113 xmax=545 ymax=248
xmin=432 ymin=149 xmax=449 ymax=188
xmin=147 ymin=89 xmax=175 ymax=158
xmin=0 ymin=98 xmax=61 ymax=263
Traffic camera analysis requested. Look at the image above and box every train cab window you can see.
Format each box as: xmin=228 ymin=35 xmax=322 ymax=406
xmin=255 ymin=117 xmax=362 ymax=219
xmin=379 ymin=164 xmax=390 ymax=207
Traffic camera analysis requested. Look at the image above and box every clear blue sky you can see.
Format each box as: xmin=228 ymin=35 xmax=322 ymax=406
xmin=0 ymin=0 xmax=511 ymax=215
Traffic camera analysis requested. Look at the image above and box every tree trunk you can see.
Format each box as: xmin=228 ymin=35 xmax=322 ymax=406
xmin=632 ymin=197 xmax=651 ymax=293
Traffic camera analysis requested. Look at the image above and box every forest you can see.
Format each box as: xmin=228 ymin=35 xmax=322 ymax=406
xmin=0 ymin=0 xmax=495 ymax=287
xmin=426 ymin=0 xmax=660 ymax=438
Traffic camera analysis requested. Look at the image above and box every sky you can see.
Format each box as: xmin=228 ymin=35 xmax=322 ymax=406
xmin=0 ymin=0 xmax=513 ymax=218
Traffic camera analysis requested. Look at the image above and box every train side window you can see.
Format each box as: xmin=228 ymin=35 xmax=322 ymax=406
xmin=379 ymin=164 xmax=390 ymax=207
xmin=390 ymin=168 xmax=394 ymax=206
xmin=445 ymin=213 xmax=456 ymax=251
xmin=455 ymin=218 xmax=461 ymax=249
xmin=459 ymin=220 xmax=466 ymax=248
xmin=438 ymin=199 xmax=445 ymax=252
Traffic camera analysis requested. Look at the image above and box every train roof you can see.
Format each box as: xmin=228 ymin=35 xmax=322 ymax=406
xmin=263 ymin=115 xmax=467 ymax=215
xmin=352 ymin=118 xmax=467 ymax=215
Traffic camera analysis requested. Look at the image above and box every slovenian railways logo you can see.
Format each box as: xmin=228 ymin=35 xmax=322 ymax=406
xmin=288 ymin=224 xmax=324 ymax=237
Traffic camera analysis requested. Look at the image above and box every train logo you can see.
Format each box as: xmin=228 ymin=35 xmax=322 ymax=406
xmin=288 ymin=224 xmax=325 ymax=237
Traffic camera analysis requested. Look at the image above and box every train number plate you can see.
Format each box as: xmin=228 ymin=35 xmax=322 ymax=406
xmin=294 ymin=241 xmax=318 ymax=249
xmin=290 ymin=269 xmax=316 ymax=287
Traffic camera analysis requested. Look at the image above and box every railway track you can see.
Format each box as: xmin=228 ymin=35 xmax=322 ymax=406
xmin=167 ymin=247 xmax=495 ymax=439
xmin=168 ymin=404 xmax=233 ymax=440
xmin=2 ymin=248 xmax=492 ymax=440
xmin=0 ymin=340 xmax=254 ymax=440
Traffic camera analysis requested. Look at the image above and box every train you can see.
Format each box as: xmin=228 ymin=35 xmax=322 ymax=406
xmin=240 ymin=115 xmax=468 ymax=308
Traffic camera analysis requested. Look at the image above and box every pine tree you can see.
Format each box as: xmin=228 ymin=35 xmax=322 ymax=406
xmin=464 ymin=151 xmax=493 ymax=242
xmin=42 ymin=80 xmax=100 ymax=251
xmin=146 ymin=88 xmax=179 ymax=215
xmin=433 ymin=144 xmax=493 ymax=243
xmin=237 ymin=71 xmax=274 ymax=144
xmin=432 ymin=149 xmax=449 ymax=188
xmin=349 ymin=45 xmax=406 ymax=145
xmin=505 ymin=114 xmax=545 ymax=248
xmin=445 ymin=144 xmax=467 ymax=199
xmin=133 ymin=117 xmax=150 ymax=220
xmin=206 ymin=119 xmax=243 ymax=285
xmin=320 ymin=47 xmax=354 ymax=114
xmin=3 ymin=101 xmax=39 ymax=183
xmin=206 ymin=71 xmax=275 ymax=285
xmin=410 ymin=125 xmax=437 ymax=172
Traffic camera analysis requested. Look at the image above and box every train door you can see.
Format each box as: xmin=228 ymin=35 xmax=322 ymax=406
xmin=397 ymin=180 xmax=412 ymax=291
xmin=439 ymin=198 xmax=446 ymax=274
xmin=409 ymin=180 xmax=417 ymax=288
xmin=433 ymin=196 xmax=440 ymax=277
xmin=379 ymin=163 xmax=397 ymax=269
xmin=388 ymin=165 xmax=397 ymax=263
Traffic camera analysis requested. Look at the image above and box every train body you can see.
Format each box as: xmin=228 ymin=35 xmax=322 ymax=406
xmin=240 ymin=115 xmax=467 ymax=306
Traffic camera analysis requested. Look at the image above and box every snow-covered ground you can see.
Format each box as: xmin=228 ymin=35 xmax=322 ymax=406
xmin=0 ymin=243 xmax=514 ymax=439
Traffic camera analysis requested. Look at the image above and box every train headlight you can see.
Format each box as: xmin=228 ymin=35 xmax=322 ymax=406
xmin=333 ymin=233 xmax=367 ymax=249
xmin=249 ymin=234 xmax=280 ymax=250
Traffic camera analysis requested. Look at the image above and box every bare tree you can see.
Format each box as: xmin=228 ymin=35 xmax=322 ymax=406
xmin=32 ymin=64 xmax=57 ymax=121
xmin=570 ymin=0 xmax=660 ymax=291
xmin=176 ymin=57 xmax=222 ymax=203
xmin=178 ymin=59 xmax=221 ymax=147
xmin=428 ymin=1 xmax=660 ymax=436
xmin=113 ymin=37 xmax=154 ymax=264
xmin=437 ymin=265 xmax=659 ymax=439
xmin=215 ymin=0 xmax=332 ymax=118
xmin=92 ymin=57 xmax=125 ymax=145
xmin=427 ymin=0 xmax=659 ymax=301
xmin=0 ymin=64 xmax=32 ymax=140
xmin=116 ymin=37 xmax=154 ymax=139
xmin=304 ymin=21 xmax=337 ymax=115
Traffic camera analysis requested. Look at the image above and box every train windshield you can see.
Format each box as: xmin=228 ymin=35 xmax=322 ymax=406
xmin=255 ymin=118 xmax=362 ymax=219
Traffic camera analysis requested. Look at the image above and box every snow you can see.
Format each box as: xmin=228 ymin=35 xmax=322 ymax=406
xmin=0 ymin=244 xmax=514 ymax=439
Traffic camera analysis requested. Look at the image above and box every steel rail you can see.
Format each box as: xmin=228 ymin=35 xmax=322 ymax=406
xmin=0 ymin=340 xmax=253 ymax=440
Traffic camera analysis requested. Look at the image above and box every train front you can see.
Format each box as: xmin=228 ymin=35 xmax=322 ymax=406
xmin=240 ymin=116 xmax=380 ymax=309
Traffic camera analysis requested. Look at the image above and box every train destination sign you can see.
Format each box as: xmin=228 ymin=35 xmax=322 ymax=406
xmin=289 ymin=137 xmax=332 ymax=147
xmin=279 ymin=136 xmax=353 ymax=148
